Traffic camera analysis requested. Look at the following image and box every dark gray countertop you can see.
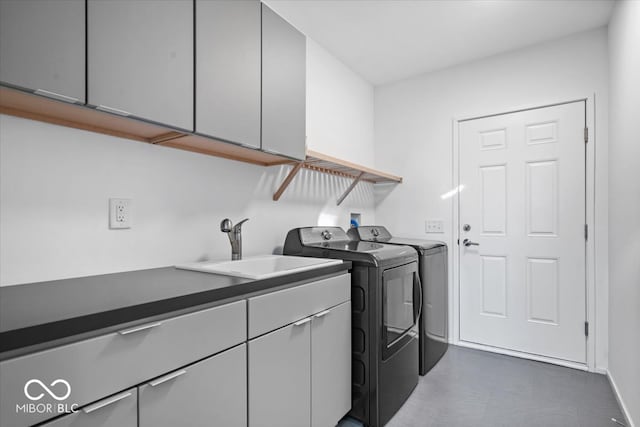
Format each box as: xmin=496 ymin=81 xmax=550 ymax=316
xmin=0 ymin=262 xmax=351 ymax=359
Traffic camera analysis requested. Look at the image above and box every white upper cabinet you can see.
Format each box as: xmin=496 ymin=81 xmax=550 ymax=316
xmin=0 ymin=0 xmax=85 ymax=103
xmin=1 ymin=0 xmax=308 ymax=162
xmin=196 ymin=0 xmax=261 ymax=149
xmin=261 ymin=4 xmax=307 ymax=160
xmin=87 ymin=0 xmax=193 ymax=130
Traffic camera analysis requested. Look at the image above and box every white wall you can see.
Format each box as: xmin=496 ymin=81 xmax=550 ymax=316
xmin=374 ymin=28 xmax=609 ymax=371
xmin=0 ymin=40 xmax=377 ymax=286
xmin=607 ymin=1 xmax=640 ymax=425
xmin=306 ymin=38 xmax=376 ymax=168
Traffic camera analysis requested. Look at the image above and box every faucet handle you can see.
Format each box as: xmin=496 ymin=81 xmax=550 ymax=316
xmin=233 ymin=218 xmax=249 ymax=231
xmin=220 ymin=218 xmax=232 ymax=233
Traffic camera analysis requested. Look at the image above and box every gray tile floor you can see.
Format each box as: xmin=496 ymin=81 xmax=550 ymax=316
xmin=341 ymin=345 xmax=626 ymax=427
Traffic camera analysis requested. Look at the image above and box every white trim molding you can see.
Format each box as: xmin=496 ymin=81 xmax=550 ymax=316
xmin=608 ymin=370 xmax=636 ymax=427
xmin=457 ymin=341 xmax=588 ymax=371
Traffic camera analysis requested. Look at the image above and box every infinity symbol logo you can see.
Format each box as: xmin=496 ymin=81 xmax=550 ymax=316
xmin=24 ymin=379 xmax=71 ymax=401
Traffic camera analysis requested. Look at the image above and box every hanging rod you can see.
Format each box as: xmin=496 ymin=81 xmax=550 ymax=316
xmin=272 ymin=150 xmax=402 ymax=204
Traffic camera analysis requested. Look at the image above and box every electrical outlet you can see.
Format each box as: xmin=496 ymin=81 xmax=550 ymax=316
xmin=425 ymin=219 xmax=444 ymax=233
xmin=109 ymin=198 xmax=132 ymax=229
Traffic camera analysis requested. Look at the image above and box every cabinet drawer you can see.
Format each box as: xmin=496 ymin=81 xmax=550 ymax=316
xmin=248 ymin=273 xmax=350 ymax=338
xmin=41 ymin=388 xmax=137 ymax=427
xmin=139 ymin=344 xmax=246 ymax=427
xmin=0 ymin=300 xmax=246 ymax=427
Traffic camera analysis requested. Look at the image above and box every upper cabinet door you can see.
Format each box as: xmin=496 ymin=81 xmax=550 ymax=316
xmin=0 ymin=0 xmax=85 ymax=103
xmin=196 ymin=0 xmax=261 ymax=149
xmin=87 ymin=0 xmax=193 ymax=131
xmin=261 ymin=5 xmax=306 ymax=160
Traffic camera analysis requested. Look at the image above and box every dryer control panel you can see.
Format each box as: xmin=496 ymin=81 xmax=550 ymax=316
xmin=299 ymin=226 xmax=350 ymax=245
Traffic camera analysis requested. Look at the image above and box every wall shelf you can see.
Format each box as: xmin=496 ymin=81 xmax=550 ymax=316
xmin=273 ymin=149 xmax=403 ymax=205
xmin=0 ymin=86 xmax=292 ymax=167
xmin=0 ymin=87 xmax=403 ymax=203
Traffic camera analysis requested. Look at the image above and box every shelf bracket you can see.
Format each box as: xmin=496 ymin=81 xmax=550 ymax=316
xmin=149 ymin=131 xmax=186 ymax=145
xmin=337 ymin=172 xmax=365 ymax=206
xmin=273 ymin=161 xmax=305 ymax=201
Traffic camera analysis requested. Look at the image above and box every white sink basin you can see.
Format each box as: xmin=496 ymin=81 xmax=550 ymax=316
xmin=175 ymin=255 xmax=342 ymax=280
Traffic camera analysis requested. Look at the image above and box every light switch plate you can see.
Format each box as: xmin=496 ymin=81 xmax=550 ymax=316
xmin=425 ymin=219 xmax=444 ymax=233
xmin=109 ymin=198 xmax=132 ymax=229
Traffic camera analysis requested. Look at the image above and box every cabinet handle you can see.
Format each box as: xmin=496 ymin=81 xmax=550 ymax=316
xmin=294 ymin=317 xmax=312 ymax=326
xmin=96 ymin=105 xmax=131 ymax=116
xmin=34 ymin=89 xmax=79 ymax=104
xmin=82 ymin=391 xmax=132 ymax=414
xmin=118 ymin=321 xmax=163 ymax=335
xmin=314 ymin=309 xmax=331 ymax=318
xmin=148 ymin=369 xmax=187 ymax=387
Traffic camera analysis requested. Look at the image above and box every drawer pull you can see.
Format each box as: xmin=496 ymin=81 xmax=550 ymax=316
xmin=294 ymin=317 xmax=312 ymax=326
xmin=314 ymin=309 xmax=331 ymax=318
xmin=96 ymin=105 xmax=131 ymax=116
xmin=149 ymin=369 xmax=187 ymax=387
xmin=34 ymin=89 xmax=79 ymax=104
xmin=83 ymin=391 xmax=132 ymax=414
xmin=118 ymin=321 xmax=163 ymax=335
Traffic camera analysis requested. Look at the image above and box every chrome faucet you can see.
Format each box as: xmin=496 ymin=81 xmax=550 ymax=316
xmin=220 ymin=218 xmax=249 ymax=260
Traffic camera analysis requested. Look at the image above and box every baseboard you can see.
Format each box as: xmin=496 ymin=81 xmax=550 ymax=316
xmin=607 ymin=370 xmax=636 ymax=427
xmin=456 ymin=340 xmax=588 ymax=371
xmin=594 ymin=367 xmax=608 ymax=375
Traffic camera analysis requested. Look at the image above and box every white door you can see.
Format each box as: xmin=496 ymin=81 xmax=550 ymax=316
xmin=459 ymin=101 xmax=586 ymax=364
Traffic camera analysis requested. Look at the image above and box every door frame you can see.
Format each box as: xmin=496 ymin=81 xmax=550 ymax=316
xmin=451 ymin=95 xmax=597 ymax=371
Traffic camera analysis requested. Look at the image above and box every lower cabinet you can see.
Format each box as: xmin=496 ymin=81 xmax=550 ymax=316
xmin=312 ymin=301 xmax=352 ymax=427
xmin=13 ymin=275 xmax=351 ymax=427
xmin=139 ymin=344 xmax=247 ymax=427
xmin=41 ymin=388 xmax=137 ymax=427
xmin=249 ymin=318 xmax=311 ymax=427
xmin=249 ymin=301 xmax=351 ymax=427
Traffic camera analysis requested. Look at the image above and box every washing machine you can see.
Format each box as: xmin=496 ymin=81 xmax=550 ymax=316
xmin=348 ymin=226 xmax=448 ymax=375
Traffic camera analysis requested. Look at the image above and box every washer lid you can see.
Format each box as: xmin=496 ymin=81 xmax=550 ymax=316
xmin=288 ymin=226 xmax=418 ymax=265
xmin=353 ymin=225 xmax=446 ymax=251
xmin=386 ymin=237 xmax=445 ymax=251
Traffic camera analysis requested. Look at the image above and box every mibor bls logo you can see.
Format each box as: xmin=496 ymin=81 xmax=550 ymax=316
xmin=16 ymin=379 xmax=79 ymax=415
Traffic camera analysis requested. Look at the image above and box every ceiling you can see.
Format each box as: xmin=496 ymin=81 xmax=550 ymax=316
xmin=264 ymin=0 xmax=615 ymax=86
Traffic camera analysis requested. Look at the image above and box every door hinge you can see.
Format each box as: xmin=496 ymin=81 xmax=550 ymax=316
xmin=584 ymin=127 xmax=589 ymax=143
xmin=584 ymin=224 xmax=588 ymax=240
xmin=584 ymin=321 xmax=589 ymax=337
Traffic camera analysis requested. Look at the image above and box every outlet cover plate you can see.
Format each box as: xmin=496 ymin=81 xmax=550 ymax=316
xmin=425 ymin=219 xmax=444 ymax=233
xmin=109 ymin=198 xmax=132 ymax=229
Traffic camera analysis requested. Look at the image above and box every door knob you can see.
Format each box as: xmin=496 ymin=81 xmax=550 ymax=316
xmin=463 ymin=238 xmax=479 ymax=247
